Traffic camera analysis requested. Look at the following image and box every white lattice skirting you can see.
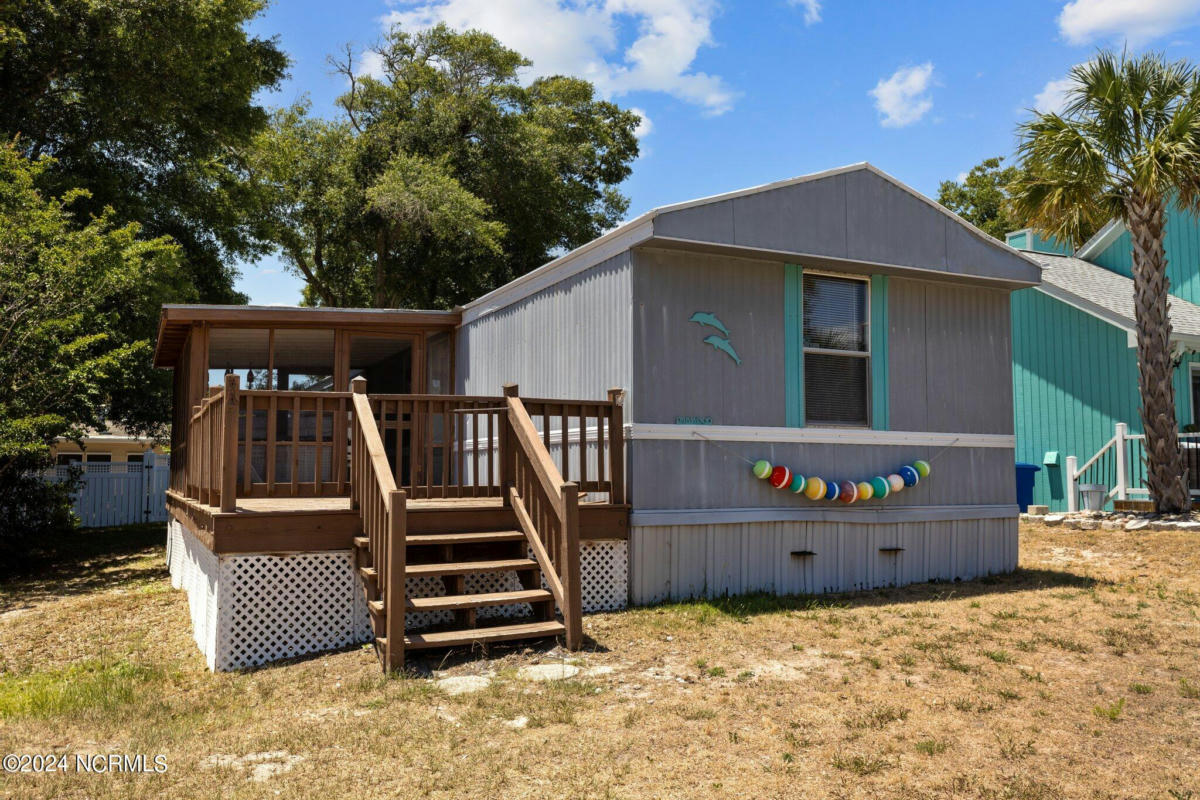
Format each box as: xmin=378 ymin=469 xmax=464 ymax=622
xmin=165 ymin=520 xmax=628 ymax=671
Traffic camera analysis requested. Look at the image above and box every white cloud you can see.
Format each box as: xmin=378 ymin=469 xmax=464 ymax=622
xmin=869 ymin=63 xmax=935 ymax=128
xmin=955 ymin=171 xmax=969 ymax=184
xmin=788 ymin=0 xmax=822 ymax=25
xmin=356 ymin=50 xmax=387 ymax=79
xmin=384 ymin=0 xmax=737 ymax=115
xmin=630 ymin=107 xmax=653 ymax=139
xmin=1034 ymin=75 xmax=1076 ymax=113
xmin=1058 ymin=0 xmax=1200 ymax=45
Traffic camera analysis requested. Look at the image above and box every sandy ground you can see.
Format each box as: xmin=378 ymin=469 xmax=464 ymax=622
xmin=1 ymin=520 xmax=1198 ymax=799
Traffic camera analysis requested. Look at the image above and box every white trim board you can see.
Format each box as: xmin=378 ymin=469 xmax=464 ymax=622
xmin=1075 ymin=219 xmax=1125 ymax=260
xmin=631 ymin=504 xmax=1019 ymax=526
xmin=626 ymin=424 xmax=1014 ymax=449
xmin=646 ymin=237 xmax=1039 ymax=290
xmin=459 ymin=220 xmax=651 ymax=325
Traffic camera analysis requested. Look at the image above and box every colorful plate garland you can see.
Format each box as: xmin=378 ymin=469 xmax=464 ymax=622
xmin=751 ymin=458 xmax=930 ymax=503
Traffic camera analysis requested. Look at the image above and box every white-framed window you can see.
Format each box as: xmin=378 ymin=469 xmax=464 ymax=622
xmin=803 ymin=272 xmax=871 ymax=427
xmin=84 ymin=452 xmax=111 ymax=463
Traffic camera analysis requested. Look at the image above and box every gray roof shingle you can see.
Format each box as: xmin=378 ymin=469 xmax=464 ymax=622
xmin=1022 ymin=251 xmax=1200 ymax=339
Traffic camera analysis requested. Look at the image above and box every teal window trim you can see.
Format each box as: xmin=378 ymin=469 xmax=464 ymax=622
xmin=784 ymin=263 xmax=804 ymax=426
xmin=870 ymin=275 xmax=889 ymax=430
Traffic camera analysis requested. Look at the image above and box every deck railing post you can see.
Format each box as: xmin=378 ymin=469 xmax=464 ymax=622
xmin=607 ymin=388 xmax=625 ymax=505
xmin=384 ymin=488 xmax=406 ymax=671
xmin=350 ymin=378 xmax=366 ymax=510
xmin=219 ymin=373 xmax=240 ymax=512
xmin=1114 ymin=422 xmax=1129 ymax=501
xmin=501 ymin=384 xmax=518 ymax=506
xmin=560 ymin=481 xmax=582 ymax=650
xmin=1066 ymin=455 xmax=1079 ymax=513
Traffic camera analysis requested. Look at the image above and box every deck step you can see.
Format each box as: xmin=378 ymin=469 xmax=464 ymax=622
xmin=368 ymin=589 xmax=552 ymax=617
xmin=355 ymin=531 xmax=526 ymax=549
xmin=401 ymin=620 xmax=565 ymax=650
xmin=407 ymin=530 xmax=526 ymax=546
xmin=405 ymin=558 xmax=539 ymax=578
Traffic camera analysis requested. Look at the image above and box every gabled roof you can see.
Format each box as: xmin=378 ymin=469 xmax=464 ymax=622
xmin=461 ymin=162 xmax=1042 ymax=324
xmin=1022 ymin=251 xmax=1200 ymax=343
xmin=1075 ymin=219 xmax=1126 ymax=260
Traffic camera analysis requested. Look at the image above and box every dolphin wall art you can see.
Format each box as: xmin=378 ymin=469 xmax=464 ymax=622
xmin=688 ymin=311 xmax=730 ymax=337
xmin=702 ymin=335 xmax=742 ymax=365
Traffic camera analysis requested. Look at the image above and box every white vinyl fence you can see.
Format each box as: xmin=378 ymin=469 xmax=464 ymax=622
xmin=48 ymin=455 xmax=170 ymax=528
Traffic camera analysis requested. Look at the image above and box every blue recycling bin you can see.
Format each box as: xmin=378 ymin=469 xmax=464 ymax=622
xmin=1015 ymin=462 xmax=1042 ymax=512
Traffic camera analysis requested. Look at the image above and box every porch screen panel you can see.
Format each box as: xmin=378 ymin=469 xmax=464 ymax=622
xmin=207 ymin=328 xmax=271 ymax=389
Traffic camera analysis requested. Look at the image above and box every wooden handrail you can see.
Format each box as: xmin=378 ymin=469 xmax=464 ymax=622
xmin=351 ymin=377 xmax=406 ymax=671
xmin=352 ymin=394 xmax=399 ymax=499
xmin=507 ymin=396 xmax=568 ymax=515
xmin=504 ymin=386 xmax=582 ymax=650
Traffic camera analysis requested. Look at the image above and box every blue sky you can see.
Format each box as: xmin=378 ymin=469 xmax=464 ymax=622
xmin=236 ymin=0 xmax=1200 ymax=305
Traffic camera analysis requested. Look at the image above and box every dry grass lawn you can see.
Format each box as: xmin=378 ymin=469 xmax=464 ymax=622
xmin=1 ymin=521 xmax=1199 ymax=799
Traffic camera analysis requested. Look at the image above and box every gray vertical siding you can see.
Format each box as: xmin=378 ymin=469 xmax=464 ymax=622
xmin=629 ymin=517 xmax=1018 ymax=604
xmin=451 ymin=166 xmax=1029 ymax=609
xmin=631 ymin=248 xmax=785 ymax=426
xmin=456 ymin=252 xmax=632 ymax=402
xmin=626 ymin=253 xmax=1015 ymax=435
xmin=628 ymin=439 xmax=1015 ymax=510
xmin=651 ymin=166 xmax=1041 ymax=286
xmin=888 ymin=278 xmax=1014 ymax=434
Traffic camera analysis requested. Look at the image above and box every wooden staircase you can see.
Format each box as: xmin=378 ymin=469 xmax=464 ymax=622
xmin=349 ymin=379 xmax=584 ymax=671
xmin=353 ymin=529 xmax=565 ymax=656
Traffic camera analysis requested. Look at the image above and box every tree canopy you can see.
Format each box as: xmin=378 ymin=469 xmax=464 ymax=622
xmin=0 ymin=0 xmax=288 ymax=303
xmin=937 ymin=157 xmax=1027 ymax=241
xmin=0 ymin=144 xmax=183 ymax=556
xmin=253 ymin=24 xmax=641 ymax=309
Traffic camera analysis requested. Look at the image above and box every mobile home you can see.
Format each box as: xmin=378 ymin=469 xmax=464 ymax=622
xmin=159 ymin=163 xmax=1040 ymax=671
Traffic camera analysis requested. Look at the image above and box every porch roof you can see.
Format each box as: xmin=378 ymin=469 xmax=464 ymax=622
xmin=154 ymin=304 xmax=460 ymax=367
xmin=1023 ymin=251 xmax=1200 ymax=346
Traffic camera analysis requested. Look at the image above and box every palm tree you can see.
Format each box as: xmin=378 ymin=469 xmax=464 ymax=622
xmin=1010 ymin=51 xmax=1200 ymax=513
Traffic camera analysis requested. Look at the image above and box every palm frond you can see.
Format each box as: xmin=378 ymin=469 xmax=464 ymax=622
xmin=1011 ymin=113 xmax=1112 ymax=245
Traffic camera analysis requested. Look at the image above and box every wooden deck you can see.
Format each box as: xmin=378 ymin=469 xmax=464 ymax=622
xmin=166 ymin=490 xmax=629 ymax=555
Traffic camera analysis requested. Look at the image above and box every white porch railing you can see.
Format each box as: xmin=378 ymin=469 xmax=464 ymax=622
xmin=1066 ymin=422 xmax=1200 ymax=510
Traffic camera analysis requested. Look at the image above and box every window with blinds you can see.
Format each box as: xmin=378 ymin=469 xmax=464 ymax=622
xmin=803 ymin=273 xmax=870 ymax=426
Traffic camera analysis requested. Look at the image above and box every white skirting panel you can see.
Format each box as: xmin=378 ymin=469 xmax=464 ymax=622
xmin=166 ymin=520 xmax=629 ymax=671
xmin=628 ymin=518 xmax=1018 ymax=605
xmin=167 ymin=520 xmax=221 ymax=667
xmin=166 ymin=520 xmax=371 ymax=671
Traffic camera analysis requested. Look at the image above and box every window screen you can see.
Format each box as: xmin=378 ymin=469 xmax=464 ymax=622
xmin=803 ymin=274 xmax=870 ymax=426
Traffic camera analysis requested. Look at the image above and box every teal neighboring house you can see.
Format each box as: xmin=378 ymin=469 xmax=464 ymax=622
xmin=1008 ymin=208 xmax=1200 ymax=510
